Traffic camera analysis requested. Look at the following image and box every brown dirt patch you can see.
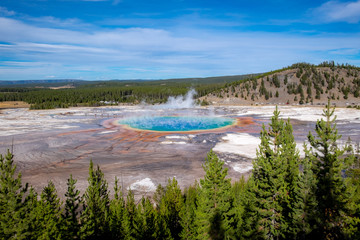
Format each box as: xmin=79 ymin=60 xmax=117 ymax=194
xmin=0 ymin=101 xmax=30 ymax=109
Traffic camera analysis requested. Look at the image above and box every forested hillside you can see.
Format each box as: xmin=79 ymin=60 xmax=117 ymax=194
xmin=0 ymin=74 xmax=256 ymax=109
xmin=1 ymin=104 xmax=360 ymax=239
xmin=2 ymin=62 xmax=360 ymax=109
xmin=202 ymin=62 xmax=360 ymax=107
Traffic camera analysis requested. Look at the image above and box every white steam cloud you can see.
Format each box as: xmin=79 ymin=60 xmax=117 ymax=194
xmin=156 ymin=89 xmax=198 ymax=109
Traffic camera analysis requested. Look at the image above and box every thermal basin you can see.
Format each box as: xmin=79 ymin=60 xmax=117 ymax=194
xmin=118 ymin=116 xmax=235 ymax=132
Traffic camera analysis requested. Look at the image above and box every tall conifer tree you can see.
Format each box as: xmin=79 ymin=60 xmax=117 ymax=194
xmin=158 ymin=178 xmax=184 ymax=240
xmin=237 ymin=178 xmax=262 ymax=239
xmin=136 ymin=196 xmax=157 ymax=239
xmin=230 ymin=176 xmax=247 ymax=239
xmin=122 ymin=189 xmax=147 ymax=239
xmin=34 ymin=181 xmax=63 ymax=240
xmin=180 ymin=183 xmax=199 ymax=240
xmin=280 ymin=118 xmax=303 ymax=239
xmin=250 ymin=107 xmax=302 ymax=239
xmin=306 ymin=102 xmax=358 ymax=239
xmin=195 ymin=150 xmax=232 ymax=240
xmin=109 ymin=177 xmax=125 ymax=239
xmin=0 ymin=150 xmax=33 ymax=239
xmin=300 ymin=143 xmax=318 ymax=236
xmin=348 ymin=144 xmax=360 ymax=239
xmin=152 ymin=184 xmax=172 ymax=240
xmin=63 ymin=174 xmax=81 ymax=239
xmin=80 ymin=160 xmax=110 ymax=240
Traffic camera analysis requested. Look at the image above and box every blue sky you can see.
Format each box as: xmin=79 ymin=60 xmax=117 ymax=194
xmin=0 ymin=0 xmax=359 ymax=80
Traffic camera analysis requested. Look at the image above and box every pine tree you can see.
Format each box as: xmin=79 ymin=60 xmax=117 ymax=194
xmin=280 ymin=118 xmax=303 ymax=239
xmin=230 ymin=176 xmax=247 ymax=239
xmin=153 ymin=183 xmax=166 ymax=209
xmin=251 ymin=113 xmax=286 ymax=239
xmin=122 ymin=189 xmax=143 ymax=240
xmin=260 ymin=79 xmax=266 ymax=96
xmin=249 ymin=106 xmax=303 ymax=239
xmin=180 ymin=183 xmax=199 ymax=240
xmin=136 ymin=196 xmax=157 ymax=240
xmin=306 ymin=102 xmax=359 ymax=239
xmin=80 ymin=160 xmax=110 ymax=240
xmin=26 ymin=187 xmax=40 ymax=240
xmin=0 ymin=150 xmax=33 ymax=239
xmin=300 ymin=143 xmax=318 ymax=236
xmin=349 ymin=143 xmax=360 ymax=239
xmin=195 ymin=150 xmax=232 ymax=240
xmin=284 ymin=75 xmax=288 ymax=85
xmin=151 ymin=183 xmax=173 ymax=239
xmin=158 ymin=178 xmax=183 ymax=240
xmin=109 ymin=177 xmax=125 ymax=239
xmin=237 ymin=178 xmax=262 ymax=239
xmin=34 ymin=181 xmax=63 ymax=240
xmin=63 ymin=174 xmax=81 ymax=239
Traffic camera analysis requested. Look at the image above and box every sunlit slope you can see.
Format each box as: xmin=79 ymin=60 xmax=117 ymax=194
xmin=202 ymin=62 xmax=360 ymax=106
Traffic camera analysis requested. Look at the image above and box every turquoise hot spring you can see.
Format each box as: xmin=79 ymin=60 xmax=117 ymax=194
xmin=118 ymin=116 xmax=236 ymax=132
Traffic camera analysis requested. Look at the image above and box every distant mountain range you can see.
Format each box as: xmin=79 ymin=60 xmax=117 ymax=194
xmin=0 ymin=74 xmax=259 ymax=88
xmin=0 ymin=79 xmax=85 ymax=86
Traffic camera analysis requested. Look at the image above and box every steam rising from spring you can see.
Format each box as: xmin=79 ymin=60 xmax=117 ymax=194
xmin=156 ymin=89 xmax=198 ymax=109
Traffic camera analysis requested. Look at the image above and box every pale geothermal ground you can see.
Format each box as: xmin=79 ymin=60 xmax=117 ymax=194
xmin=1 ymin=102 xmax=360 ymax=198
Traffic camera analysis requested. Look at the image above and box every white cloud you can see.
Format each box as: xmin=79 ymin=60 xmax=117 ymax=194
xmin=0 ymin=16 xmax=359 ymax=80
xmin=329 ymin=48 xmax=359 ymax=55
xmin=25 ymin=16 xmax=90 ymax=29
xmin=0 ymin=6 xmax=15 ymax=16
xmin=312 ymin=0 xmax=360 ymax=23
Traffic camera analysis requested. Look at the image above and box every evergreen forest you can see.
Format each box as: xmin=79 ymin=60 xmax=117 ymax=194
xmin=1 ymin=103 xmax=360 ymax=239
xmin=0 ymin=74 xmax=256 ymax=109
xmin=2 ymin=61 xmax=360 ymax=110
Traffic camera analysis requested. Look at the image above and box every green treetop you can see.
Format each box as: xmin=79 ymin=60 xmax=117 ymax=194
xmin=0 ymin=150 xmax=33 ymax=239
xmin=195 ymin=150 xmax=232 ymax=240
xmin=250 ymin=106 xmax=303 ymax=239
xmin=80 ymin=160 xmax=110 ymax=240
xmin=63 ymin=174 xmax=81 ymax=239
xmin=306 ymin=102 xmax=359 ymax=239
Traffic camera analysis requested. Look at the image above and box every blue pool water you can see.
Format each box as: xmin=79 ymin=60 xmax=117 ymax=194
xmin=118 ymin=116 xmax=235 ymax=132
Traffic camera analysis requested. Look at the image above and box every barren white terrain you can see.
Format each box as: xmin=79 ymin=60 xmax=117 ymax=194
xmin=1 ymin=105 xmax=359 ymax=197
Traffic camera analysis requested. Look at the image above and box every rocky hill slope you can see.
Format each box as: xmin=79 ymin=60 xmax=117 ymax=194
xmin=201 ymin=62 xmax=360 ymax=107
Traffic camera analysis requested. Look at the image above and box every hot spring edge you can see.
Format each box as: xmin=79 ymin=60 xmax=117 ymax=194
xmin=117 ymin=116 xmax=236 ymax=132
